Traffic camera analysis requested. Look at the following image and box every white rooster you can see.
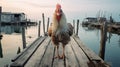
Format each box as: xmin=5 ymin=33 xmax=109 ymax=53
xmin=48 ymin=3 xmax=73 ymax=59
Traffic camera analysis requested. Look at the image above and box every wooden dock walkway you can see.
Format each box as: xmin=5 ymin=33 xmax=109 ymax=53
xmin=10 ymin=35 xmax=109 ymax=67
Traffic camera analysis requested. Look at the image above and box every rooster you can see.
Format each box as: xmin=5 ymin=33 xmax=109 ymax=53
xmin=48 ymin=3 xmax=73 ymax=59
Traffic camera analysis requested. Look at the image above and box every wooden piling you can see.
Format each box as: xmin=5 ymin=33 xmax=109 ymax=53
xmin=47 ymin=17 xmax=50 ymax=32
xmin=0 ymin=6 xmax=1 ymax=22
xmin=0 ymin=40 xmax=3 ymax=58
xmin=76 ymin=19 xmax=79 ymax=35
xmin=38 ymin=21 xmax=41 ymax=37
xmin=73 ymin=20 xmax=75 ymax=34
xmin=42 ymin=13 xmax=45 ymax=36
xmin=22 ymin=27 xmax=26 ymax=49
xmin=0 ymin=7 xmax=1 ymax=35
xmin=99 ymin=21 xmax=107 ymax=60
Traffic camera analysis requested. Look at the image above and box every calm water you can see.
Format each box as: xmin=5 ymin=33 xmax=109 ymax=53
xmin=78 ymin=25 xmax=120 ymax=67
xmin=0 ymin=24 xmax=120 ymax=67
xmin=0 ymin=25 xmax=38 ymax=67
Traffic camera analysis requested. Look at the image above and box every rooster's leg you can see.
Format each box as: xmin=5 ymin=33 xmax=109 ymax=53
xmin=60 ymin=45 xmax=65 ymax=59
xmin=55 ymin=45 xmax=60 ymax=59
xmin=57 ymin=45 xmax=60 ymax=58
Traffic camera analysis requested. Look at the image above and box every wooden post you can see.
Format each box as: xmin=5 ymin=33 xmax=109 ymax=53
xmin=76 ymin=19 xmax=79 ymax=35
xmin=0 ymin=39 xmax=3 ymax=58
xmin=73 ymin=20 xmax=75 ymax=34
xmin=22 ymin=27 xmax=26 ymax=49
xmin=0 ymin=7 xmax=1 ymax=35
xmin=0 ymin=15 xmax=3 ymax=58
xmin=99 ymin=21 xmax=107 ymax=60
xmin=42 ymin=13 xmax=45 ymax=36
xmin=38 ymin=21 xmax=41 ymax=37
xmin=47 ymin=17 xmax=50 ymax=32
xmin=0 ymin=6 xmax=1 ymax=22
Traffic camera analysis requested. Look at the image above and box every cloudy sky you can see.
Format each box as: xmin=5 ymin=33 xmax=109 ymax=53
xmin=0 ymin=0 xmax=120 ymax=22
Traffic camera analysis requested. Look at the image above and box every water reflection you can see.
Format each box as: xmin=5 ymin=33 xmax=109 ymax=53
xmin=108 ymin=32 xmax=112 ymax=43
xmin=82 ymin=26 xmax=96 ymax=31
xmin=78 ymin=23 xmax=120 ymax=67
xmin=1 ymin=25 xmax=22 ymax=34
xmin=0 ymin=25 xmax=38 ymax=67
xmin=17 ymin=47 xmax=21 ymax=54
xmin=118 ymin=36 xmax=120 ymax=47
xmin=82 ymin=25 xmax=119 ymax=60
xmin=82 ymin=25 xmax=107 ymax=60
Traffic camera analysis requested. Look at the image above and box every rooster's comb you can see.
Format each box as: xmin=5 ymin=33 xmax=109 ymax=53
xmin=56 ymin=3 xmax=61 ymax=9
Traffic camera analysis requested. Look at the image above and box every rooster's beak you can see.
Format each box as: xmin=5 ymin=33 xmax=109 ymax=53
xmin=57 ymin=12 xmax=61 ymax=16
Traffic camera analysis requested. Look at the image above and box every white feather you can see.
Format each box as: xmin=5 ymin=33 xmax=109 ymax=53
xmin=52 ymin=12 xmax=69 ymax=35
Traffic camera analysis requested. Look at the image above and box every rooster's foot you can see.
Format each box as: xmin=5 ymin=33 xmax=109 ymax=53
xmin=60 ymin=55 xmax=65 ymax=59
xmin=54 ymin=55 xmax=61 ymax=59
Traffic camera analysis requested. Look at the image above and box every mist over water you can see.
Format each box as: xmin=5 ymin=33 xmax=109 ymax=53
xmin=1 ymin=0 xmax=120 ymax=22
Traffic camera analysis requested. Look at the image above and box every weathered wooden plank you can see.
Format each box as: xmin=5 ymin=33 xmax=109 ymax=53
xmin=39 ymin=41 xmax=55 ymax=67
xmin=52 ymin=43 xmax=65 ymax=67
xmin=73 ymin=36 xmax=103 ymax=62
xmin=70 ymin=37 xmax=89 ymax=67
xmin=53 ymin=59 xmax=65 ymax=67
xmin=10 ymin=36 xmax=47 ymax=67
xmin=73 ymin=36 xmax=109 ymax=67
xmin=25 ymin=37 xmax=51 ymax=67
xmin=11 ymin=36 xmax=44 ymax=62
xmin=65 ymin=43 xmax=80 ymax=67
xmin=10 ymin=35 xmax=109 ymax=67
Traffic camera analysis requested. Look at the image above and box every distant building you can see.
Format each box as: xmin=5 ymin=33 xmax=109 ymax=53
xmin=1 ymin=12 xmax=26 ymax=23
xmin=83 ymin=17 xmax=97 ymax=23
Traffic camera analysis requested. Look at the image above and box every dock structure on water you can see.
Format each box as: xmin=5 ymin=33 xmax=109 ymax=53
xmin=82 ymin=16 xmax=120 ymax=34
xmin=10 ymin=35 xmax=109 ymax=67
xmin=10 ymin=14 xmax=109 ymax=67
xmin=82 ymin=22 xmax=120 ymax=34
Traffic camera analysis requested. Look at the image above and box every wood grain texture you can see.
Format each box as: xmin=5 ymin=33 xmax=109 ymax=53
xmin=10 ymin=36 xmax=109 ymax=67
xmin=10 ymin=37 xmax=46 ymax=67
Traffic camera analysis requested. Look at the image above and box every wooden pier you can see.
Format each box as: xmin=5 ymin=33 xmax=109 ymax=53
xmin=9 ymin=14 xmax=109 ymax=67
xmin=10 ymin=35 xmax=109 ymax=67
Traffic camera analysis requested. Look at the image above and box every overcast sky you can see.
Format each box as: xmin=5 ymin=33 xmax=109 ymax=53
xmin=0 ymin=0 xmax=120 ymax=21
